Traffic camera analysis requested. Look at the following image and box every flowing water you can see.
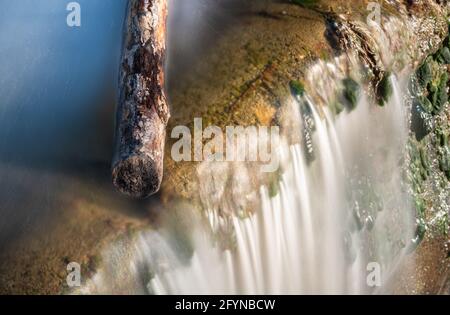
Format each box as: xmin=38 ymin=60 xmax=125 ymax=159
xmin=0 ymin=1 xmax=424 ymax=295
xmin=80 ymin=59 xmax=416 ymax=294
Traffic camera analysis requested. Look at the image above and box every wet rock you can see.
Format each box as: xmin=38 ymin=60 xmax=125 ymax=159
xmin=377 ymin=72 xmax=393 ymax=106
xmin=342 ymin=78 xmax=360 ymax=111
xmin=351 ymin=202 xmax=364 ymax=232
xmin=416 ymin=58 xmax=432 ymax=88
xmin=436 ymin=127 xmax=448 ymax=147
xmin=435 ymin=47 xmax=450 ymax=64
xmin=415 ymin=218 xmax=427 ymax=242
xmin=411 ymin=99 xmax=432 ymax=141
xmin=430 ymin=72 xmax=448 ymax=115
xmin=438 ymin=146 xmax=450 ymax=178
xmin=289 ymin=80 xmax=305 ymax=97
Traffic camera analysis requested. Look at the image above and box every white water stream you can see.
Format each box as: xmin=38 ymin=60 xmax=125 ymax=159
xmin=80 ymin=67 xmax=415 ymax=294
xmin=76 ymin=9 xmax=422 ymax=294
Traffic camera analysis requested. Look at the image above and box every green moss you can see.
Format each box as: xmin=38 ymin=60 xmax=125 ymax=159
xmin=416 ymin=58 xmax=432 ymax=88
xmin=415 ymin=218 xmax=427 ymax=242
xmin=436 ymin=127 xmax=449 ymax=147
xmin=430 ymin=72 xmax=448 ymax=115
xmin=407 ymin=218 xmax=427 ymax=253
xmin=342 ymin=78 xmax=360 ymax=111
xmin=419 ymin=146 xmax=430 ymax=179
xmin=418 ymin=96 xmax=433 ymax=113
xmin=290 ymin=80 xmax=305 ymax=97
xmin=415 ymin=198 xmax=426 ymax=218
xmin=331 ymin=101 xmax=344 ymax=115
xmin=435 ymin=47 xmax=450 ymax=64
xmin=377 ymin=72 xmax=393 ymax=106
xmin=411 ymin=97 xmax=432 ymax=141
xmin=438 ymin=146 xmax=450 ymax=175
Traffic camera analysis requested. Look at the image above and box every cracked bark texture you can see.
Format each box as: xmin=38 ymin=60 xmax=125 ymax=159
xmin=112 ymin=0 xmax=169 ymax=199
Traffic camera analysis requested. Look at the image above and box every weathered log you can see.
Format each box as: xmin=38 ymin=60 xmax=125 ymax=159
xmin=112 ymin=0 xmax=170 ymax=198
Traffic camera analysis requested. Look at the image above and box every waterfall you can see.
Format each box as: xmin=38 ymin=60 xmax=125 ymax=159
xmin=79 ymin=65 xmax=416 ymax=294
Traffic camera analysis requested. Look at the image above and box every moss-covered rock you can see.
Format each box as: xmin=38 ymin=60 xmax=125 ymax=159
xmin=418 ymin=96 xmax=434 ymax=114
xmin=416 ymin=58 xmax=433 ymax=88
xmin=331 ymin=101 xmax=345 ymax=115
xmin=438 ymin=146 xmax=450 ymax=175
xmin=411 ymin=100 xmax=431 ymax=141
xmin=289 ymin=80 xmax=305 ymax=97
xmin=435 ymin=46 xmax=450 ymax=64
xmin=415 ymin=197 xmax=426 ymax=218
xmin=342 ymin=78 xmax=360 ymax=111
xmin=414 ymin=218 xmax=427 ymax=246
xmin=429 ymin=72 xmax=448 ymax=115
xmin=436 ymin=127 xmax=449 ymax=147
xmin=377 ymin=72 xmax=393 ymax=106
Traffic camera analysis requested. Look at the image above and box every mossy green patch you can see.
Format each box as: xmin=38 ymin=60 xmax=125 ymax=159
xmin=438 ymin=146 xmax=450 ymax=176
xmin=418 ymin=96 xmax=433 ymax=114
xmin=416 ymin=58 xmax=433 ymax=88
xmin=377 ymin=72 xmax=393 ymax=106
xmin=430 ymin=72 xmax=448 ymax=115
xmin=415 ymin=218 xmax=427 ymax=243
xmin=435 ymin=46 xmax=450 ymax=64
xmin=331 ymin=100 xmax=345 ymax=115
xmin=436 ymin=127 xmax=449 ymax=147
xmin=342 ymin=78 xmax=360 ymax=111
xmin=289 ymin=80 xmax=305 ymax=97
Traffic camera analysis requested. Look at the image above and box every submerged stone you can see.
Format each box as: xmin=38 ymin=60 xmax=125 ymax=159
xmin=415 ymin=218 xmax=427 ymax=242
xmin=331 ymin=100 xmax=344 ymax=115
xmin=419 ymin=146 xmax=429 ymax=173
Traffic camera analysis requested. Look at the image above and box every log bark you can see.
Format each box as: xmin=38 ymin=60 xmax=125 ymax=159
xmin=112 ymin=0 xmax=169 ymax=198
